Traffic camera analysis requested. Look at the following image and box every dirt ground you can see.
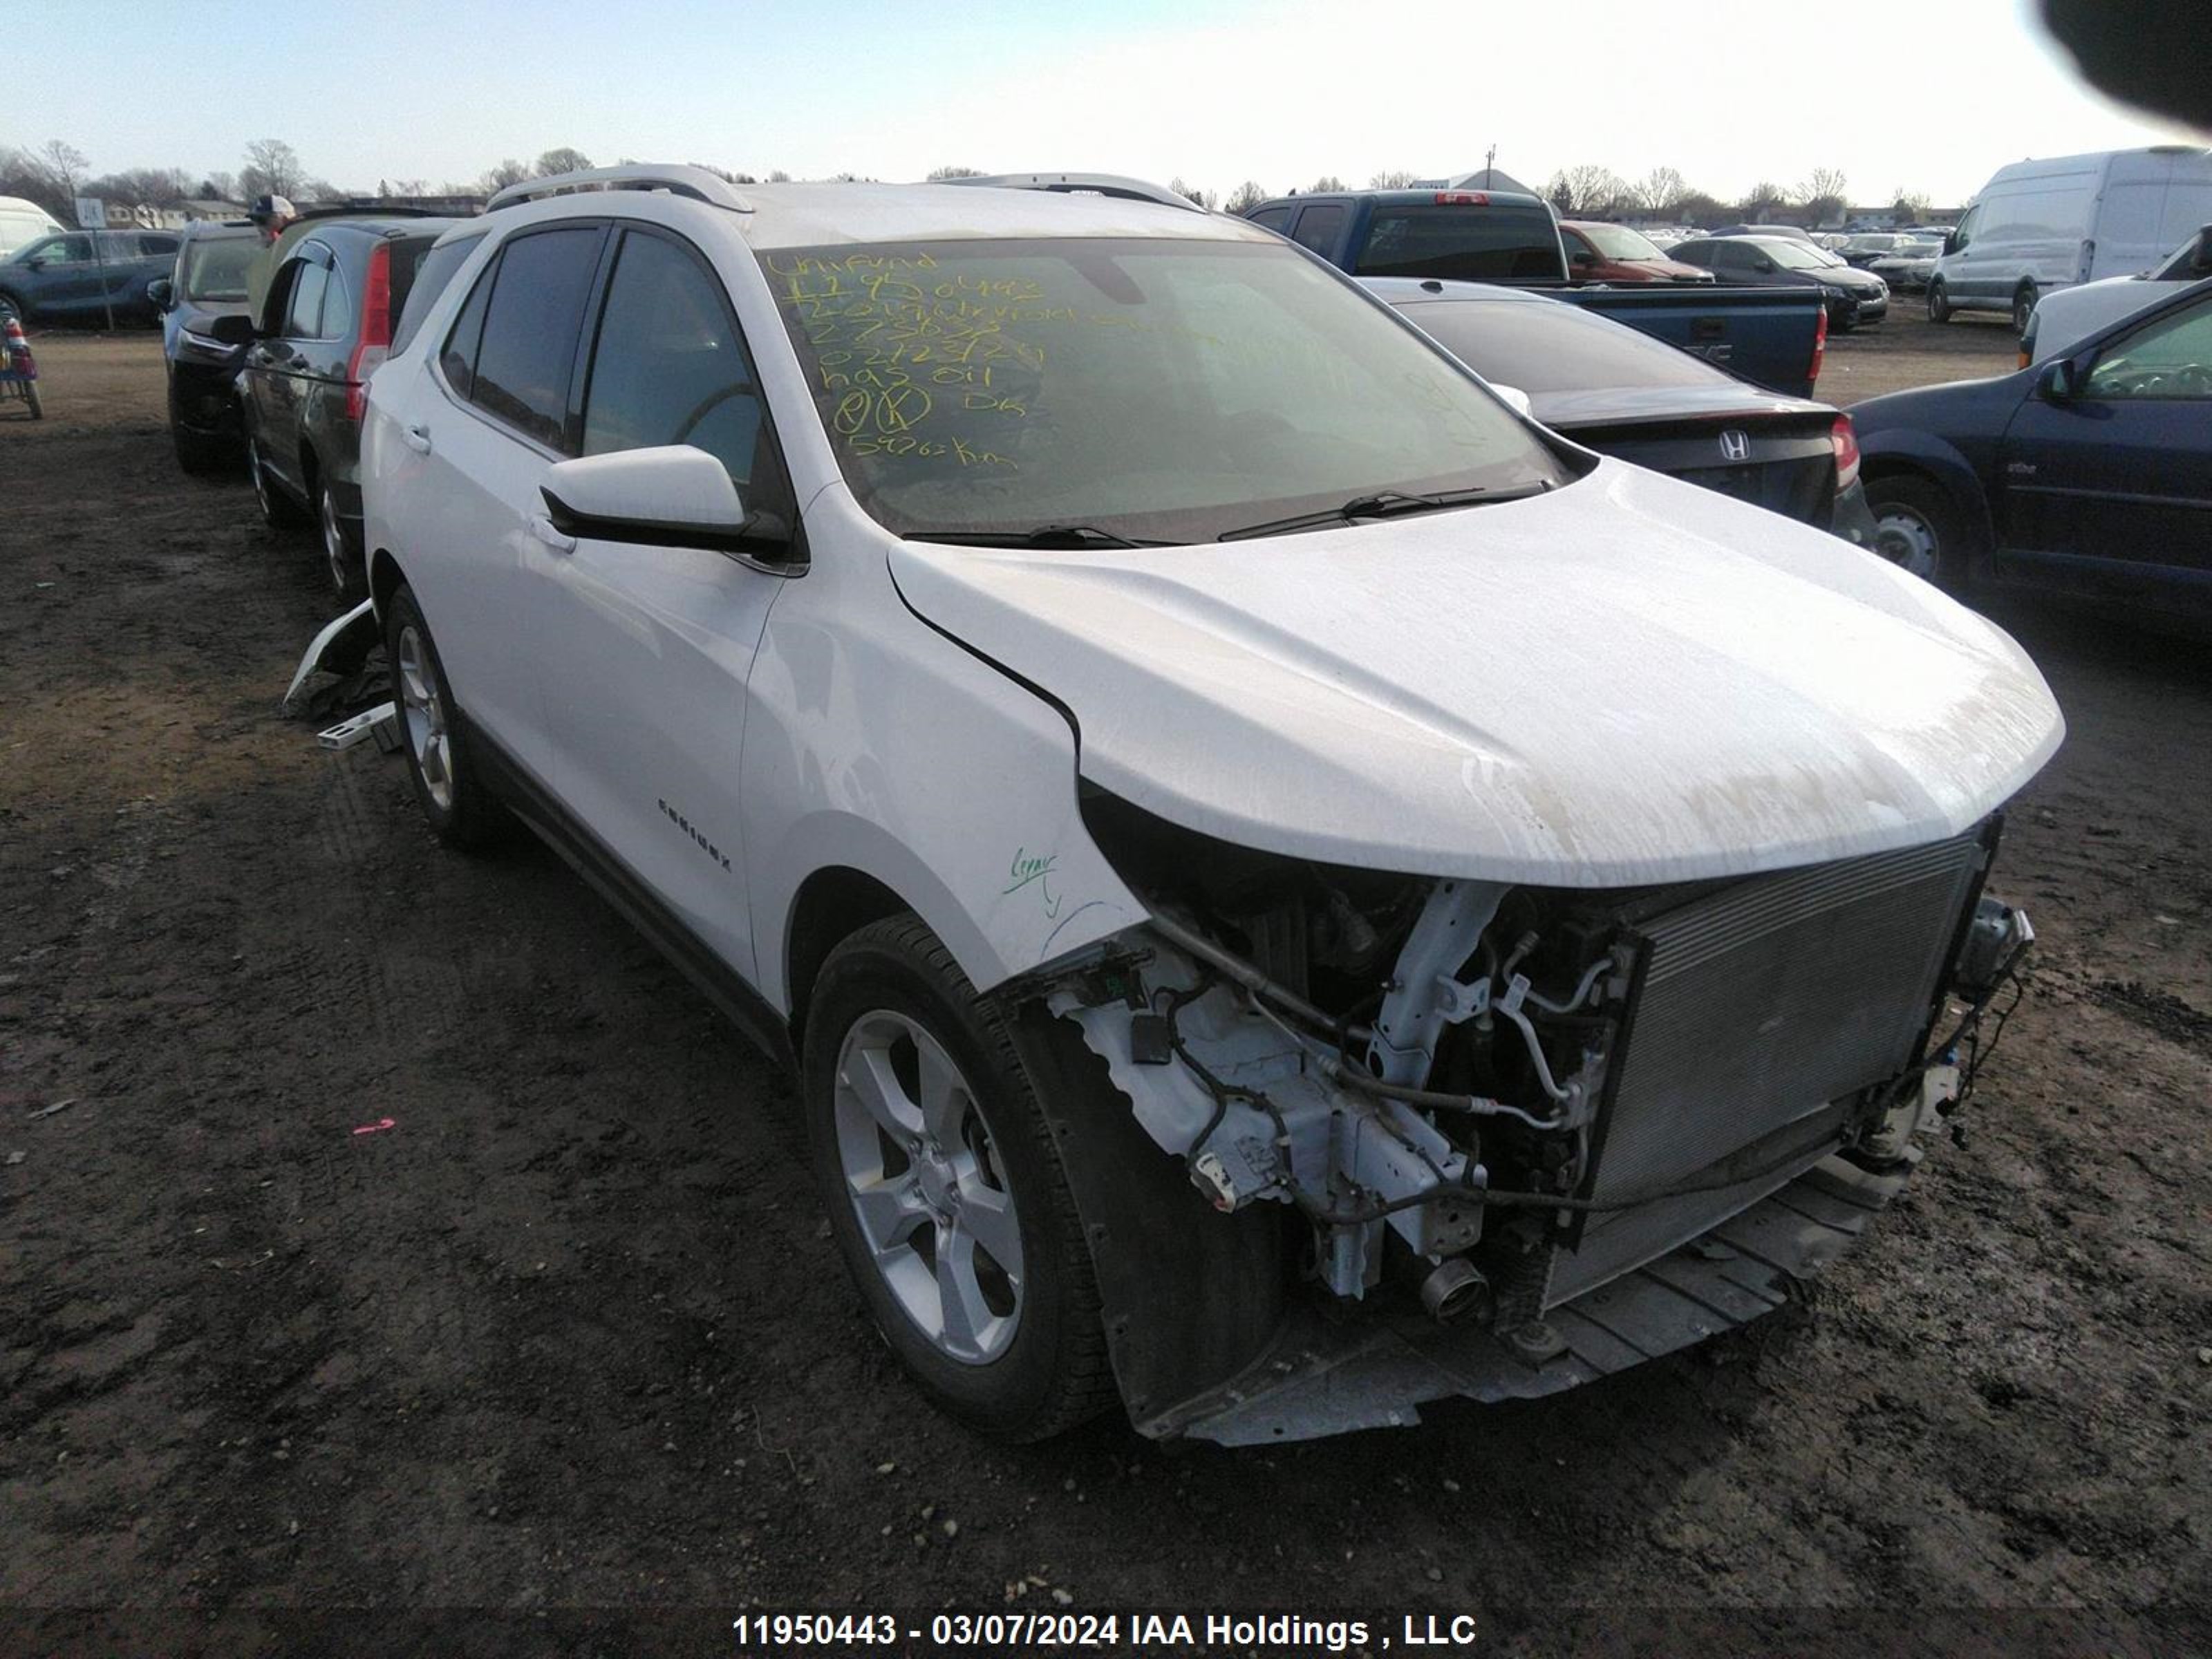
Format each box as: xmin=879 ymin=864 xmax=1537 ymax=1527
xmin=2 ymin=324 xmax=2207 ymax=1658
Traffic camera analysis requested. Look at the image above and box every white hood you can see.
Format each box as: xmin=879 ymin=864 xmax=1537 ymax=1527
xmin=889 ymin=461 xmax=2064 ymax=887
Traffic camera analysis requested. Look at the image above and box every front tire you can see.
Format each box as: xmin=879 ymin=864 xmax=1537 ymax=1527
xmin=385 ymin=583 xmax=508 ymax=851
xmin=1866 ymin=473 xmax=1968 ymax=589
xmin=1927 ymin=279 xmax=1952 ymax=324
xmin=248 ymin=434 xmax=310 ymax=528
xmin=2012 ymin=283 xmax=2038 ymax=339
xmin=803 ymin=915 xmax=1114 ymax=1441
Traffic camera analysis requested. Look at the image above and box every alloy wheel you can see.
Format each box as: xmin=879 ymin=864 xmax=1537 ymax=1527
xmin=832 ymin=1009 xmax=1023 ymax=1365
xmin=394 ymin=623 xmax=454 ymax=813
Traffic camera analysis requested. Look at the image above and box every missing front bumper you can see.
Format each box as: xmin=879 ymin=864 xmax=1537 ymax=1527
xmin=1142 ymin=1152 xmax=1906 ymax=1445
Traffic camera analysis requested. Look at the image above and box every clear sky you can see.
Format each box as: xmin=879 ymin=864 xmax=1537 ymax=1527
xmin=21 ymin=0 xmax=2201 ymax=206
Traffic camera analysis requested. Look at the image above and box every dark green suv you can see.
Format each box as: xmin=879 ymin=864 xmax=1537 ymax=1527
xmin=240 ymin=216 xmax=460 ymax=597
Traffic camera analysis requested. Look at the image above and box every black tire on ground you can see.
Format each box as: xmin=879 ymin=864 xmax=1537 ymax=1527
xmin=2012 ymin=283 xmax=2038 ymax=339
xmin=1865 ymin=472 xmax=1969 ymax=591
xmin=802 ymin=914 xmax=1116 ymax=1442
xmin=318 ymin=478 xmax=366 ymax=601
xmin=384 ymin=583 xmax=509 ymax=852
xmin=23 ymin=382 xmax=40 ymax=420
xmin=169 ymin=406 xmax=231 ymax=474
xmin=248 ymin=434 xmax=310 ymax=529
xmin=1927 ymin=280 xmax=1953 ymax=324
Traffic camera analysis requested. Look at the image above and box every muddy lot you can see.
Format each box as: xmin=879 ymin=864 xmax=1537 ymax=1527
xmin=2 ymin=324 xmax=2207 ymax=1656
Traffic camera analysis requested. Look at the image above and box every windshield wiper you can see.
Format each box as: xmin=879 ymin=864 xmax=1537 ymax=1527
xmin=1216 ymin=482 xmax=1552 ymax=543
xmin=905 ymin=524 xmax=1176 ymax=550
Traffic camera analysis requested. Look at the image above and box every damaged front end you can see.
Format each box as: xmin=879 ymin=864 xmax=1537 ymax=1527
xmin=1031 ymin=791 xmax=2034 ymax=1444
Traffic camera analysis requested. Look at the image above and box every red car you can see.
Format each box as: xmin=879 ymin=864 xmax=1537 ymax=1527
xmin=1558 ymin=220 xmax=1714 ymax=284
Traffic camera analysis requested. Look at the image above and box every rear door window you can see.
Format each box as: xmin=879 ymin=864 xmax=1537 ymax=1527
xmin=282 ymin=254 xmax=330 ymax=338
xmin=1290 ymin=205 xmax=1347 ymax=256
xmin=438 ymin=260 xmax=495 ymax=399
xmin=469 ymin=225 xmax=605 ymax=448
xmin=1247 ymin=205 xmax=1293 ymax=232
xmin=580 ymin=228 xmax=767 ymax=486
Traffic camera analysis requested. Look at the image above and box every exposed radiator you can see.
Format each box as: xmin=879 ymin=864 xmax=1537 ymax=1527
xmin=1549 ymin=829 xmax=1988 ymax=1305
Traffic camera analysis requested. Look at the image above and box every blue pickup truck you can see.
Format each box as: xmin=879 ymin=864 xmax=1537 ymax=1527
xmin=1248 ymin=188 xmax=1829 ymax=397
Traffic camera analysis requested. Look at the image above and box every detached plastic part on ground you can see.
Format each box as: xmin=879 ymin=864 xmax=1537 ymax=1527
xmin=282 ymin=599 xmax=395 ymax=745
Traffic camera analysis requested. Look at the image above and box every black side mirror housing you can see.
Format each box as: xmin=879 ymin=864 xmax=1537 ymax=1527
xmin=208 ymin=314 xmax=256 ymax=347
xmin=2192 ymin=224 xmax=2212 ymax=276
xmin=1570 ymin=249 xmax=1596 ymax=266
xmin=147 ymin=277 xmax=174 ymax=311
xmin=2039 ymin=359 xmax=2081 ymax=402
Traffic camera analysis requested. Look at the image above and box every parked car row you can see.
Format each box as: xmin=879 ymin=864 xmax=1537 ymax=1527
xmin=319 ymin=165 xmax=2059 ymax=1445
xmin=0 ymin=226 xmax=180 ymax=326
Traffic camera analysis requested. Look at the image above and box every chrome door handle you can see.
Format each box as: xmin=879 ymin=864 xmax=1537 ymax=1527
xmin=402 ymin=423 xmax=433 ymax=454
xmin=529 ymin=513 xmax=577 ymax=553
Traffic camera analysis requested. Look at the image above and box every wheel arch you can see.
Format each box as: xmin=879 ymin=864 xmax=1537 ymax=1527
xmin=368 ymin=546 xmax=406 ymax=620
xmin=782 ymin=864 xmax=911 ymax=1043
xmin=1859 ymin=433 xmax=1996 ymax=550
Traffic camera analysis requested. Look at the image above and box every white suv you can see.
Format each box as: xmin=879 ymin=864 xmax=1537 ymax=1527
xmin=363 ymin=166 xmax=2062 ymax=1445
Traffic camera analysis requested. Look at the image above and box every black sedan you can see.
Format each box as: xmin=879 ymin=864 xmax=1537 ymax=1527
xmin=1853 ymin=275 xmax=2212 ymax=616
xmin=1365 ymin=277 xmax=1891 ymax=554
xmin=1667 ymin=234 xmax=1890 ymax=330
xmin=149 ymin=221 xmax=259 ymax=473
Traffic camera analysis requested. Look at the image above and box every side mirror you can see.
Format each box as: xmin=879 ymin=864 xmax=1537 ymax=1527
xmin=540 ymin=445 xmax=789 ymax=556
xmin=24 ymin=256 xmax=47 ymax=272
xmin=147 ymin=277 xmax=174 ymax=311
xmin=1753 ymin=258 xmax=1776 ymax=273
xmin=1491 ymin=384 xmax=1535 ymax=419
xmin=208 ymin=313 xmax=256 ymax=346
xmin=2039 ymin=359 xmax=2081 ymax=403
xmin=1569 ymin=248 xmax=1597 ymax=267
xmin=2192 ymin=224 xmax=2212 ymax=276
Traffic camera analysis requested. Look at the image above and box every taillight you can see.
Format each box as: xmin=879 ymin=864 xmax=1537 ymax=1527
xmin=1830 ymin=413 xmax=1861 ymax=492
xmin=1808 ymin=302 xmax=1828 ymax=388
xmin=1433 ymin=191 xmax=1489 ymax=205
xmin=344 ymin=241 xmax=393 ymax=422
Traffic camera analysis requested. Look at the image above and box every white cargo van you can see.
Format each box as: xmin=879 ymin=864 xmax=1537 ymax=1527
xmin=1929 ymin=147 xmax=2212 ymax=335
xmin=0 ymin=196 xmax=65 ymax=259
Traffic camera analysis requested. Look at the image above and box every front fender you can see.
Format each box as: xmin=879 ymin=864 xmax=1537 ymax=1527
xmin=1861 ymin=427 xmax=1998 ymax=560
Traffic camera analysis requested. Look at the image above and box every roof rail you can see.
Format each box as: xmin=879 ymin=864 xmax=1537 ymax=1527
xmin=487 ymin=164 xmax=753 ymax=214
xmin=935 ymin=172 xmax=1206 ymax=214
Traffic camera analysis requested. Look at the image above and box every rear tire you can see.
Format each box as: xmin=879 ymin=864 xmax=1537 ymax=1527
xmin=802 ymin=915 xmax=1115 ymax=1442
xmin=2011 ymin=283 xmax=2038 ymax=339
xmin=1866 ymin=473 xmax=1968 ymax=590
xmin=1927 ymin=280 xmax=1952 ymax=324
xmin=318 ymin=478 xmax=366 ymax=601
xmin=22 ymin=382 xmax=40 ymax=420
xmin=385 ymin=583 xmax=509 ymax=852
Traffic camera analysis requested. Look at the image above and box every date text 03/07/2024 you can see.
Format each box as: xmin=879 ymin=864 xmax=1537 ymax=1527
xmin=731 ymin=1611 xmax=1484 ymax=1650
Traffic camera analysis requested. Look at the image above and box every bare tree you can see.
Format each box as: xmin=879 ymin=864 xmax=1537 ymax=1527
xmin=767 ymin=169 xmax=792 ymax=183
xmin=1889 ymin=186 xmax=1932 ymax=221
xmin=1168 ymin=176 xmax=1217 ymax=210
xmin=1674 ymin=190 xmax=1727 ymax=228
xmin=1799 ymin=166 xmax=1848 ymax=227
xmin=1368 ymin=168 xmax=1419 ymax=189
xmin=534 ymin=147 xmax=594 ymax=177
xmin=39 ymin=140 xmax=89 ymax=207
xmin=240 ymin=138 xmax=303 ymax=200
xmin=1310 ymin=174 xmax=1345 ymax=193
xmin=478 ymin=158 xmax=530 ymax=193
xmin=86 ymin=167 xmax=193 ymax=209
xmin=1633 ymin=166 xmax=1689 ymax=216
xmin=198 ymin=171 xmax=237 ymax=202
xmin=926 ymin=165 xmax=988 ymax=180
xmin=1739 ymin=179 xmax=1793 ymax=221
xmin=1223 ymin=180 xmax=1269 ymax=214
xmin=1546 ymin=165 xmax=1630 ymax=217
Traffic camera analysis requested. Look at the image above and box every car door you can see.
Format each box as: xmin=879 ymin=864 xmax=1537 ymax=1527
xmin=245 ymin=243 xmax=332 ymax=495
xmin=18 ymin=233 xmax=96 ymax=315
xmin=1994 ymin=290 xmax=2212 ymax=601
xmin=1942 ymin=204 xmax=1990 ymax=303
xmin=399 ymin=221 xmax=609 ymax=782
xmin=525 ymin=223 xmax=796 ymax=981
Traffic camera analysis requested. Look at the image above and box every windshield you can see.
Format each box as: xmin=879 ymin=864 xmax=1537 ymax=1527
xmin=178 ymin=234 xmax=259 ymax=302
xmin=1393 ymin=296 xmax=1734 ymax=395
xmin=1577 ymin=223 xmax=1667 ymax=261
xmin=1759 ymin=240 xmax=1837 ymax=270
xmin=761 ymin=237 xmax=1571 ymax=543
